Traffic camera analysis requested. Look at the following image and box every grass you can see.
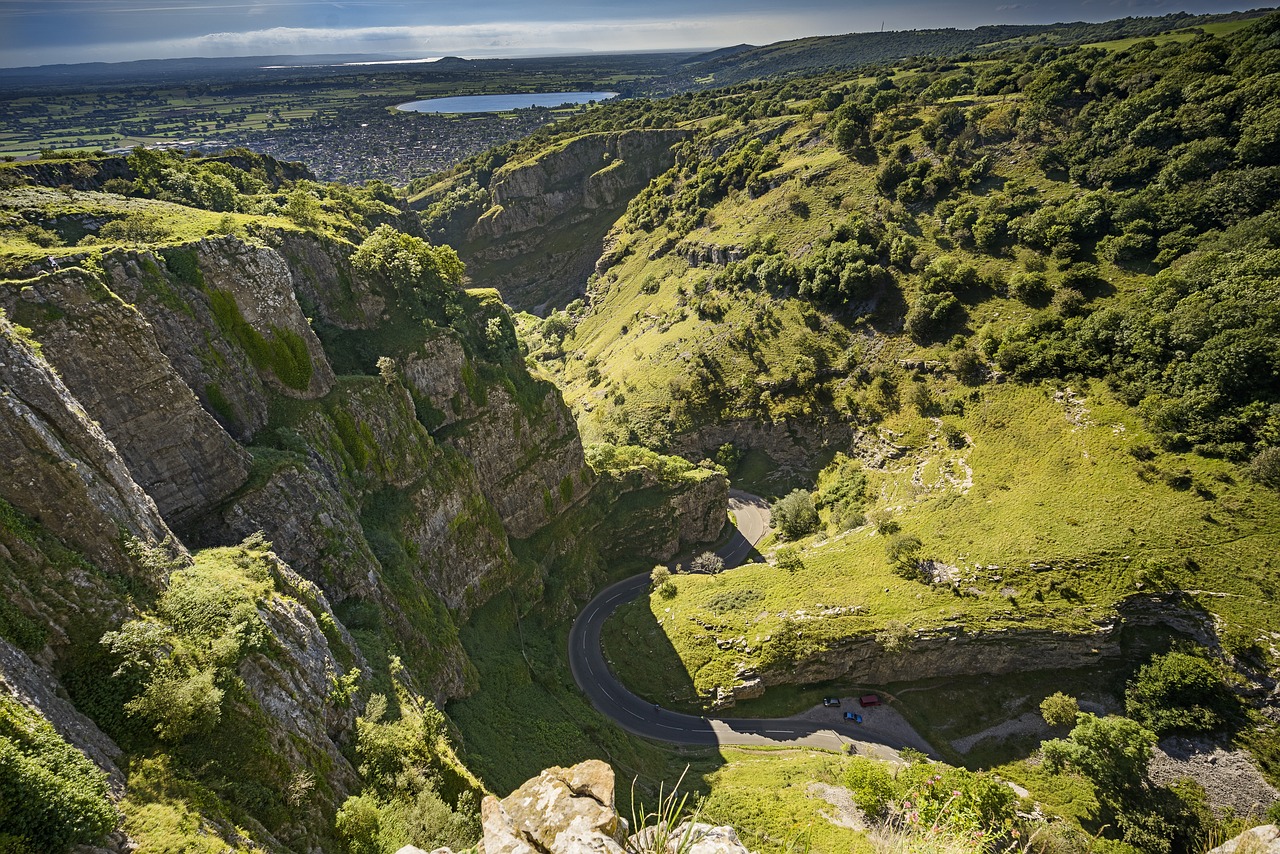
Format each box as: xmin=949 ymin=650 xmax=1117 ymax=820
xmin=700 ymin=748 xmax=876 ymax=854
xmin=0 ymin=186 xmax=298 ymax=275
xmin=603 ymin=380 xmax=1280 ymax=709
xmin=1083 ymin=16 xmax=1262 ymax=51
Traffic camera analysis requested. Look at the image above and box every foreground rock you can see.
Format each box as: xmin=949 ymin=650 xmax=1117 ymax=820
xmin=400 ymin=760 xmax=753 ymax=854
xmin=1207 ymin=825 xmax=1279 ymax=853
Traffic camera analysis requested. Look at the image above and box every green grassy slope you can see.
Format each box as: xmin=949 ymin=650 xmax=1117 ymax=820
xmin=520 ymin=13 xmax=1280 ymax=728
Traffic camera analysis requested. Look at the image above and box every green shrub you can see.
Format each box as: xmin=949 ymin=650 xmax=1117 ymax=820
xmin=775 ymin=546 xmax=804 ymax=573
xmin=769 ymin=489 xmax=819 ymax=540
xmin=1040 ymin=692 xmax=1080 ymax=728
xmin=1125 ymin=652 xmax=1236 ymax=736
xmin=0 ymin=696 xmax=116 ymax=851
xmin=843 ymin=756 xmax=895 ymax=817
xmin=1041 ymin=714 xmax=1156 ymax=795
xmin=1249 ymin=446 xmax=1280 ymax=488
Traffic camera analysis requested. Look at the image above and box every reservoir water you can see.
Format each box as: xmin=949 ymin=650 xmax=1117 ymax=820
xmin=396 ymin=91 xmax=618 ymax=114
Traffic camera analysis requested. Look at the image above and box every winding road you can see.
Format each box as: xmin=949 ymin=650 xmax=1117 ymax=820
xmin=567 ymin=489 xmax=935 ymax=755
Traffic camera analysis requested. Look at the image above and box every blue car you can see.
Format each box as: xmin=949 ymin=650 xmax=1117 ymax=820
xmin=843 ymin=711 xmax=863 ymax=723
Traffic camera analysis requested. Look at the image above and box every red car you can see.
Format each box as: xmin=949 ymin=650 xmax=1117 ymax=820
xmin=858 ymin=694 xmax=881 ymax=708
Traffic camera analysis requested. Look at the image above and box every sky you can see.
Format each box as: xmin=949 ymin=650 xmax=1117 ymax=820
xmin=0 ymin=0 xmax=1262 ymax=68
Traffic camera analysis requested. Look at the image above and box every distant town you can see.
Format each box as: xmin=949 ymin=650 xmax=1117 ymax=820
xmin=207 ymin=107 xmax=560 ymax=184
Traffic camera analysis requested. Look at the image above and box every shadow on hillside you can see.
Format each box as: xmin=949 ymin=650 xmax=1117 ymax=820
xmin=449 ymin=583 xmax=722 ymax=800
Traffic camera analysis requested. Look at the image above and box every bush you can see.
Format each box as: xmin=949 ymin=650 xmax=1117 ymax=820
xmin=875 ymin=619 xmax=912 ymax=654
xmin=1008 ymin=271 xmax=1052 ymax=303
xmin=1040 ymin=692 xmax=1080 ymax=728
xmin=843 ymin=756 xmax=895 ymax=816
xmin=1249 ymin=446 xmax=1280 ymax=488
xmin=775 ymin=546 xmax=804 ymax=573
xmin=689 ymin=552 xmax=725 ymax=574
xmin=1125 ymin=652 xmax=1236 ymax=736
xmin=1042 ymin=713 xmax=1156 ymax=795
xmin=769 ymin=490 xmax=819 ymax=540
xmin=0 ymin=696 xmax=117 ymax=851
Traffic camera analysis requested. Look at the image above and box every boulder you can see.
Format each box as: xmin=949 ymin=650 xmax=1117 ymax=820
xmin=1208 ymin=825 xmax=1280 ymax=854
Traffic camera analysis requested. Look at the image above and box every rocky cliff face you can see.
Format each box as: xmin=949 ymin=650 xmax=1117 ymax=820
xmin=0 ymin=220 xmax=732 ymax=851
xmin=0 ymin=314 xmax=173 ymax=584
xmin=720 ymin=594 xmax=1215 ymax=708
xmin=420 ymin=129 xmax=690 ymax=310
xmin=1 ymin=264 xmax=253 ymax=532
xmin=601 ymin=468 xmax=729 ymax=564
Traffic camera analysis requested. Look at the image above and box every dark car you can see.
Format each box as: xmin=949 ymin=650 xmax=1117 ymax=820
xmin=822 ymin=697 xmax=841 ymax=707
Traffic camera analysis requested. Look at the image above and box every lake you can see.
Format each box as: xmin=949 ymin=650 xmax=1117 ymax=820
xmin=396 ymin=91 xmax=619 ymax=114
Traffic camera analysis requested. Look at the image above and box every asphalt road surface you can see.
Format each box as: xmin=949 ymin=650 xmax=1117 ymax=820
xmin=568 ymin=489 xmax=934 ymax=754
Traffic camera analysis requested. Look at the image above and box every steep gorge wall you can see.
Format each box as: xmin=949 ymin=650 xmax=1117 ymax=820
xmin=423 ymin=129 xmax=690 ymax=310
xmin=721 ymin=594 xmax=1214 ymax=707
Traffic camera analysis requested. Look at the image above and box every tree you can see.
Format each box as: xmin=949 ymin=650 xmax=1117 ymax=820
xmin=875 ymin=619 xmax=912 ymax=654
xmin=690 ymin=552 xmax=725 ymax=574
xmin=843 ymin=756 xmax=895 ymax=816
xmin=651 ymin=565 xmax=677 ymax=598
xmin=377 ymin=356 xmax=398 ymax=387
xmin=1249 ymin=446 xmax=1280 ymax=488
xmin=351 ymin=224 xmax=465 ymax=316
xmin=284 ymin=187 xmax=322 ymax=227
xmin=775 ymin=545 xmax=804 ymax=573
xmin=1040 ymin=692 xmax=1080 ymax=728
xmin=770 ymin=490 xmax=819 ymax=540
xmin=1041 ymin=714 xmax=1156 ymax=794
xmin=885 ymin=533 xmax=923 ymax=579
xmin=1125 ymin=652 xmax=1235 ymax=735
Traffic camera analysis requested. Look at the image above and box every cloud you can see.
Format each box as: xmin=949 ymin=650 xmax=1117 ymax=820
xmin=7 ymin=13 xmax=849 ymax=64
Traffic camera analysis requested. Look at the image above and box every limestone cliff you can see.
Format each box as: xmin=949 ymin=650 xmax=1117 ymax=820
xmin=0 ymin=313 xmax=172 ymax=584
xmin=600 ymin=468 xmax=729 ymax=564
xmin=418 ymin=129 xmax=690 ymax=310
xmin=0 ymin=263 xmax=252 ymax=532
xmin=0 ymin=213 xmax=731 ymax=852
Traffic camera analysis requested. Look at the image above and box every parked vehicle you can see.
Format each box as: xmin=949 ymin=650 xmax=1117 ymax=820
xmin=858 ymin=694 xmax=882 ymax=707
xmin=822 ymin=697 xmax=841 ymax=707
xmin=843 ymin=711 xmax=863 ymax=723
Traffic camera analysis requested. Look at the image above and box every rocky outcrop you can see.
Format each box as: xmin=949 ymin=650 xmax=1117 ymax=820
xmin=474 ymin=131 xmax=689 ymax=240
xmin=0 ymin=263 xmax=252 ymax=531
xmin=237 ymin=553 xmax=366 ymax=819
xmin=280 ymin=232 xmax=385 ymax=330
xmin=716 ymin=595 xmax=1214 ymax=709
xmin=105 ymin=238 xmax=336 ymax=443
xmin=222 ymin=464 xmax=382 ymax=597
xmin=435 ymin=129 xmax=690 ymax=310
xmin=410 ymin=760 xmax=753 ymax=854
xmin=601 ymin=469 xmax=729 ymax=563
xmin=1208 ymin=825 xmax=1279 ymax=854
xmin=0 ymin=314 xmax=172 ymax=579
xmin=669 ymin=417 xmax=856 ymax=474
xmin=403 ymin=328 xmax=594 ymax=540
xmin=0 ymin=638 xmax=126 ymax=791
xmin=189 ymin=236 xmax=336 ymax=401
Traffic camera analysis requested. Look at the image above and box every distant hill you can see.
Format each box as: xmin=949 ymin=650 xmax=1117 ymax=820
xmin=648 ymin=7 xmax=1277 ymax=90
xmin=0 ymin=54 xmax=400 ymax=89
